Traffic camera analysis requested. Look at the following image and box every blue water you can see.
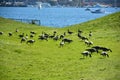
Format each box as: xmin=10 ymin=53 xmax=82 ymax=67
xmin=0 ymin=7 xmax=120 ymax=27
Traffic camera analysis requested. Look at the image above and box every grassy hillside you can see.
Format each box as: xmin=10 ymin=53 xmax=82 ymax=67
xmin=0 ymin=12 xmax=120 ymax=80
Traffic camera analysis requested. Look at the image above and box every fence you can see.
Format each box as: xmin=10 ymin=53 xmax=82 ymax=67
xmin=9 ymin=18 xmax=41 ymax=25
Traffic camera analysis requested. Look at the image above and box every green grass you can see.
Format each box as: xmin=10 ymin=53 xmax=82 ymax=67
xmin=0 ymin=12 xmax=120 ymax=80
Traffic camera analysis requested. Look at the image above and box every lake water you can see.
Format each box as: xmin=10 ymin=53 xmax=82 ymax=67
xmin=0 ymin=7 xmax=120 ymax=27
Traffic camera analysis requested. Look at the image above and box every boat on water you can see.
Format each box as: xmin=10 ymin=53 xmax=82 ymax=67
xmin=91 ymin=9 xmax=105 ymax=13
xmin=38 ymin=4 xmax=42 ymax=9
xmin=85 ymin=8 xmax=91 ymax=11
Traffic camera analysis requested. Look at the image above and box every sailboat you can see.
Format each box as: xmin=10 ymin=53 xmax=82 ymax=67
xmin=114 ymin=0 xmax=117 ymax=9
xmin=38 ymin=3 xmax=42 ymax=9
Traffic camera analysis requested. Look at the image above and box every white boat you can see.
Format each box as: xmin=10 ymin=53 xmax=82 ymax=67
xmin=91 ymin=9 xmax=105 ymax=13
xmin=38 ymin=4 xmax=42 ymax=9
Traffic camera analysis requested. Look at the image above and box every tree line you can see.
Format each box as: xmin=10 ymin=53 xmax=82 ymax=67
xmin=0 ymin=0 xmax=119 ymax=7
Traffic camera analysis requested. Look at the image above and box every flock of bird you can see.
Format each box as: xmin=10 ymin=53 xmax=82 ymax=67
xmin=0 ymin=28 xmax=112 ymax=58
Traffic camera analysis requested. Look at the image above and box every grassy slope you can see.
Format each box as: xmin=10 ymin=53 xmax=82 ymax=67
xmin=0 ymin=12 xmax=120 ymax=80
